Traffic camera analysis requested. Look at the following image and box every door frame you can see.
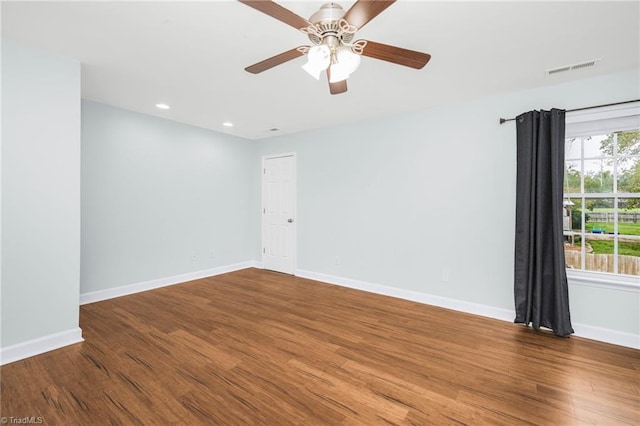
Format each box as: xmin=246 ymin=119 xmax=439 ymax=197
xmin=261 ymin=152 xmax=297 ymax=274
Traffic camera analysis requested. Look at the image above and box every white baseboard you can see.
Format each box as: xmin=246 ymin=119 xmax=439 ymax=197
xmin=80 ymin=261 xmax=260 ymax=305
xmin=295 ymin=269 xmax=639 ymax=350
xmin=571 ymin=323 xmax=640 ymax=349
xmin=295 ymin=269 xmax=515 ymax=321
xmin=0 ymin=327 xmax=84 ymax=366
xmin=77 ymin=262 xmax=638 ymax=349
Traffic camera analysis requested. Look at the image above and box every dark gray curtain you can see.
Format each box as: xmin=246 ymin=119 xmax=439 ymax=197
xmin=514 ymin=108 xmax=574 ymax=337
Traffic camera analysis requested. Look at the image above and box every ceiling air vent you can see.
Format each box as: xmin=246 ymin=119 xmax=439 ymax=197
xmin=570 ymin=60 xmax=598 ymax=70
xmin=547 ymin=66 xmax=571 ymax=75
xmin=547 ymin=59 xmax=599 ymax=76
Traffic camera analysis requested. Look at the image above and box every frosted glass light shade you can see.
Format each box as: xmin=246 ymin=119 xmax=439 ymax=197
xmin=302 ymin=45 xmax=331 ymax=80
xmin=328 ymin=48 xmax=361 ymax=83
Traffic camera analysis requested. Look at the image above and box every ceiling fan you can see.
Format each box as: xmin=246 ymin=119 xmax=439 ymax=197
xmin=239 ymin=0 xmax=431 ymax=95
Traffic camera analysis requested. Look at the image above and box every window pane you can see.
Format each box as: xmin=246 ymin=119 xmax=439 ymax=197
xmin=584 ymin=198 xmax=613 ymax=218
xmin=584 ymin=233 xmax=616 ymax=274
xmin=564 ymin=161 xmax=581 ymax=193
xmin=564 ymin=241 xmax=581 ymax=270
xmin=584 ymin=198 xmax=614 ymax=233
xmin=565 ymin=138 xmax=582 ymax=160
xmin=562 ymin=197 xmax=579 ymax=232
xmin=585 ymin=134 xmax=613 ymax=158
xmin=583 ymin=198 xmax=614 ymax=274
xmin=615 ymin=131 xmax=640 ymax=164
xmin=563 ymin=197 xmax=582 ymax=270
xmin=618 ymin=198 xmax=640 ymax=276
xmin=583 ymin=159 xmax=614 ymax=193
xmin=618 ymin=198 xmax=640 ymax=225
xmin=618 ymin=155 xmax=639 ymax=193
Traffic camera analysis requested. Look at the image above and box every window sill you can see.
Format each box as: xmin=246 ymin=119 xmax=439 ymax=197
xmin=566 ymin=269 xmax=639 ymax=292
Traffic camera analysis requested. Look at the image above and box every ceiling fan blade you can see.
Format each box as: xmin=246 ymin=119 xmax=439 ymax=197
xmin=360 ymin=40 xmax=431 ymax=69
xmin=343 ymin=0 xmax=396 ymax=30
xmin=238 ymin=0 xmax=311 ymax=30
xmin=327 ymin=69 xmax=348 ymax=95
xmin=245 ymin=47 xmax=307 ymax=74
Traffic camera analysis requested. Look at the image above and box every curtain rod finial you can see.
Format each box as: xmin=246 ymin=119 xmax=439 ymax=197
xmin=499 ymin=118 xmax=507 ymax=124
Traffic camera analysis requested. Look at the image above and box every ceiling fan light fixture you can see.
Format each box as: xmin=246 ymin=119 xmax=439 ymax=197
xmin=302 ymin=61 xmax=323 ymax=80
xmin=302 ymin=45 xmax=331 ymax=80
xmin=240 ymin=0 xmax=431 ymax=95
xmin=328 ymin=48 xmax=361 ymax=83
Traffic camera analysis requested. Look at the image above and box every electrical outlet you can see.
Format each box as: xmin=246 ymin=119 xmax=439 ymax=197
xmin=191 ymin=254 xmax=198 ymax=263
xmin=442 ymin=269 xmax=450 ymax=283
xmin=335 ymin=256 xmax=341 ymax=266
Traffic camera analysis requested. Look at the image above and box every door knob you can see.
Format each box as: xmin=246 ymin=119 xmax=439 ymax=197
xmin=287 ymin=218 xmax=294 ymax=223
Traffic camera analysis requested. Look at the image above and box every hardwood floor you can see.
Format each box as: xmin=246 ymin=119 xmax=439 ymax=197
xmin=1 ymin=268 xmax=639 ymax=425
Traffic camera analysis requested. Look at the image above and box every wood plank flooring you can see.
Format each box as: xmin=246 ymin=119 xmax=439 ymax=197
xmin=1 ymin=268 xmax=639 ymax=425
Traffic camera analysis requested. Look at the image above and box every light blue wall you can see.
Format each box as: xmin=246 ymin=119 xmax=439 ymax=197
xmin=1 ymin=39 xmax=81 ymax=347
xmin=256 ymin=69 xmax=640 ymax=336
xmin=5 ymin=34 xmax=636 ymax=352
xmin=81 ymin=101 xmax=259 ymax=293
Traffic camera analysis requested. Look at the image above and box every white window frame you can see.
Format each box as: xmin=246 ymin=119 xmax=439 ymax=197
xmin=564 ymin=101 xmax=640 ymax=292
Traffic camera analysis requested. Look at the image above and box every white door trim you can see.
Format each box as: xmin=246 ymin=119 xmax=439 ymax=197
xmin=262 ymin=153 xmax=297 ymax=274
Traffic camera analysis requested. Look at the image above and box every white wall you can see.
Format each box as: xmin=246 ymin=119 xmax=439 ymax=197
xmin=81 ymin=101 xmax=258 ymax=295
xmin=1 ymin=39 xmax=82 ymax=352
xmin=257 ymin=69 xmax=640 ymax=346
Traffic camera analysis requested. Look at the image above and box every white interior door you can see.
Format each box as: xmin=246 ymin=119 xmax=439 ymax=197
xmin=262 ymin=154 xmax=296 ymax=274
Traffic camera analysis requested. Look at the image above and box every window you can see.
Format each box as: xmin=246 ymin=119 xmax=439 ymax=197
xmin=563 ymin=104 xmax=640 ymax=278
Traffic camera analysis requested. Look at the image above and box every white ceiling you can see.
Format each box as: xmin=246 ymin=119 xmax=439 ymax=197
xmin=2 ymin=1 xmax=639 ymax=140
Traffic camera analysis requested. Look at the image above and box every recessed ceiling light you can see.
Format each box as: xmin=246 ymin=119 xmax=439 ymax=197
xmin=222 ymin=122 xmax=234 ymax=127
xmin=155 ymin=103 xmax=170 ymax=110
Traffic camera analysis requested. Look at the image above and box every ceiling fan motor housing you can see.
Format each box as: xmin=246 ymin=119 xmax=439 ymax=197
xmin=306 ymin=3 xmax=354 ymax=45
xmin=310 ymin=3 xmax=345 ymax=23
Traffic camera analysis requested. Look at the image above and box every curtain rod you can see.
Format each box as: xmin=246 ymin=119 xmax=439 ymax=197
xmin=499 ymin=99 xmax=640 ymax=125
